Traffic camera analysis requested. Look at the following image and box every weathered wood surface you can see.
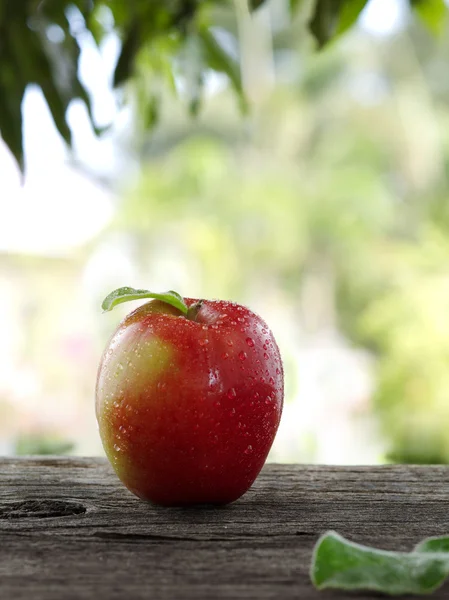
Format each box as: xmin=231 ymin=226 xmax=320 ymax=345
xmin=1 ymin=458 xmax=449 ymax=599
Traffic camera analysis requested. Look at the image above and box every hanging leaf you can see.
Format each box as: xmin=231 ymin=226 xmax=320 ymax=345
xmin=290 ymin=0 xmax=306 ymax=17
xmin=198 ymin=28 xmax=246 ymax=109
xmin=410 ymin=0 xmax=447 ymax=36
xmin=336 ymin=0 xmax=370 ymax=36
xmin=249 ymin=0 xmax=267 ymax=9
xmin=0 ymin=0 xmax=447 ymax=176
xmin=309 ymin=0 xmax=369 ymax=47
xmin=114 ymin=20 xmax=141 ymax=87
xmin=309 ymin=0 xmax=344 ymax=48
xmin=8 ymin=24 xmax=72 ymax=146
xmin=0 ymin=81 xmax=25 ymax=172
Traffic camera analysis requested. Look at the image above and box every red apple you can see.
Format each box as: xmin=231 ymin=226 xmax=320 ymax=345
xmin=96 ymin=287 xmax=284 ymax=506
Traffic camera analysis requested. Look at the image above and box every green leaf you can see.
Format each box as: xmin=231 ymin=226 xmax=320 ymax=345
xmin=336 ymin=0 xmax=370 ymax=36
xmin=411 ymin=0 xmax=447 ymax=36
xmin=290 ymin=0 xmax=305 ymax=17
xmin=0 ymin=82 xmax=25 ymax=173
xmin=114 ymin=20 xmax=141 ymax=87
xmin=249 ymin=0 xmax=267 ymax=9
xmin=309 ymin=0 xmax=369 ymax=47
xmin=198 ymin=28 xmax=246 ymax=109
xmin=415 ymin=536 xmax=449 ymax=554
xmin=86 ymin=0 xmax=121 ymax=50
xmin=311 ymin=531 xmax=449 ymax=595
xmin=0 ymin=26 xmax=26 ymax=172
xmin=101 ymin=287 xmax=188 ymax=314
xmin=309 ymin=0 xmax=343 ymax=48
xmin=7 ymin=23 xmax=73 ymax=146
xmin=144 ymin=94 xmax=160 ymax=129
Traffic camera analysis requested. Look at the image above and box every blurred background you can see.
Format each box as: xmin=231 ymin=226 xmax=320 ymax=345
xmin=2 ymin=0 xmax=449 ymax=463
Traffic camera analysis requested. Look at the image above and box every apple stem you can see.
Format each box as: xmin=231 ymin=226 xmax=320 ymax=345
xmin=186 ymin=300 xmax=204 ymax=322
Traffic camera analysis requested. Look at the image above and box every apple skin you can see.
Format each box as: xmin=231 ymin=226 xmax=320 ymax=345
xmin=96 ymin=297 xmax=284 ymax=506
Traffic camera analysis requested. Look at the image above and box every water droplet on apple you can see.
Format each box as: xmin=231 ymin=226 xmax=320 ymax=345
xmin=113 ymin=444 xmax=122 ymax=452
xmin=238 ymin=351 xmax=247 ymax=361
xmin=246 ymin=337 xmax=254 ymax=347
xmin=276 ymin=368 xmax=281 ymax=375
xmin=199 ymin=339 xmax=209 ymax=346
xmin=230 ymin=408 xmax=236 ymax=416
xmin=262 ymin=328 xmax=267 ymax=334
xmin=202 ymin=325 xmax=208 ymax=331
xmin=265 ymin=397 xmax=272 ymax=405
xmin=221 ymin=352 xmax=229 ymax=360
xmin=253 ymin=391 xmax=260 ymax=399
xmin=214 ymin=401 xmax=221 ymax=407
xmin=226 ymin=339 xmax=233 ymax=347
xmin=227 ymin=388 xmax=237 ymax=399
xmin=244 ymin=445 xmax=253 ymax=455
xmin=269 ymin=377 xmax=275 ymax=385
xmin=263 ymin=353 xmax=269 ymax=360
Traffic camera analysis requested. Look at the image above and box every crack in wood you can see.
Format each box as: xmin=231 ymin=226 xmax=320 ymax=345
xmin=0 ymin=499 xmax=86 ymax=519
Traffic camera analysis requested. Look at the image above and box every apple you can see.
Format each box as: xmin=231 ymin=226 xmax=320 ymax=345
xmin=96 ymin=287 xmax=284 ymax=506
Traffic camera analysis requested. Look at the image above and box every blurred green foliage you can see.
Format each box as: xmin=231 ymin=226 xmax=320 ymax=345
xmin=111 ymin=14 xmax=449 ymax=463
xmin=15 ymin=434 xmax=74 ymax=456
xmin=1 ymin=0 xmax=448 ymax=170
xmin=3 ymin=0 xmax=449 ymax=463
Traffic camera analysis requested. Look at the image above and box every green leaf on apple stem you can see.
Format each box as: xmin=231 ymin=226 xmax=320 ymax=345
xmin=101 ymin=287 xmax=188 ymax=314
xmin=311 ymin=531 xmax=449 ymax=595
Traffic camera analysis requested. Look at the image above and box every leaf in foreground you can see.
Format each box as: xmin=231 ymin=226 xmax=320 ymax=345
xmin=101 ymin=287 xmax=188 ymax=314
xmin=311 ymin=531 xmax=449 ymax=595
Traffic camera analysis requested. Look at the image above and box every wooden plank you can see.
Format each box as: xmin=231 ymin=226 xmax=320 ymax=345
xmin=1 ymin=457 xmax=449 ymax=599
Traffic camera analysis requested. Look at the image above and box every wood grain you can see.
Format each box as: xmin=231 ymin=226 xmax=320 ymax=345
xmin=1 ymin=457 xmax=449 ymax=599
